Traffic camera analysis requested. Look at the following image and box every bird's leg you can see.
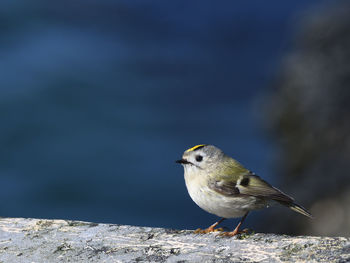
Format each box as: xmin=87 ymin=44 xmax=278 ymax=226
xmin=206 ymin=218 xmax=225 ymax=232
xmin=194 ymin=218 xmax=225 ymax=234
xmin=220 ymin=212 xmax=249 ymax=237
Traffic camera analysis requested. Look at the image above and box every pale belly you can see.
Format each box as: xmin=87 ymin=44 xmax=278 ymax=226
xmin=185 ymin=174 xmax=266 ymax=218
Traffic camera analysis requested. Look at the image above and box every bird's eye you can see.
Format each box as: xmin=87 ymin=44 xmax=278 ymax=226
xmin=195 ymin=155 xmax=203 ymax=162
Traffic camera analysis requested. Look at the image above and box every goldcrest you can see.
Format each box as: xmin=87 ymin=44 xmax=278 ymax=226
xmin=176 ymin=144 xmax=312 ymax=236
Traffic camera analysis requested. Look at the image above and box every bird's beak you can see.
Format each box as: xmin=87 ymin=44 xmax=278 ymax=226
xmin=176 ymin=159 xmax=191 ymax=165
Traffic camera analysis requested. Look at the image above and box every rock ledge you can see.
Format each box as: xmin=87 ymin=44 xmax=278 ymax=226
xmin=0 ymin=217 xmax=349 ymax=262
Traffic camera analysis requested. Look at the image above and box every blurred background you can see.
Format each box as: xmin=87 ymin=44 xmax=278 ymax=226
xmin=0 ymin=0 xmax=349 ymax=237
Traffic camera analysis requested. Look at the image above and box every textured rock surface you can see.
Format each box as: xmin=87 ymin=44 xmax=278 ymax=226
xmin=0 ymin=218 xmax=349 ymax=262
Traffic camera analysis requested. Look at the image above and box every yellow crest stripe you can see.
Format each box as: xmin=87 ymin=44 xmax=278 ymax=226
xmin=185 ymin=144 xmax=206 ymax=152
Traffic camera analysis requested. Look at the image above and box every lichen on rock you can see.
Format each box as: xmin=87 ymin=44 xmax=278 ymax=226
xmin=0 ymin=217 xmax=349 ymax=262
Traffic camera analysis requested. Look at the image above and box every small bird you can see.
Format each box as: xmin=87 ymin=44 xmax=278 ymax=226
xmin=176 ymin=144 xmax=312 ymax=236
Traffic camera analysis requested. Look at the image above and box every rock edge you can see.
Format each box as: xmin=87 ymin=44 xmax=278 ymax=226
xmin=0 ymin=217 xmax=349 ymax=262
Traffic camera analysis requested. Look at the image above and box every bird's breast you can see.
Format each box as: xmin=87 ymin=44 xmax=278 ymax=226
xmin=184 ymin=170 xmax=265 ymax=218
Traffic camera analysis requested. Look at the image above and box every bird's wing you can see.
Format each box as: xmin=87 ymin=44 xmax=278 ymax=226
xmin=208 ymin=170 xmax=294 ymax=203
xmin=238 ymin=172 xmax=294 ymax=202
xmin=208 ymin=162 xmax=313 ymax=218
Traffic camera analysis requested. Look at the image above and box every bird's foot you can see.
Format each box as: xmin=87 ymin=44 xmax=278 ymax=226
xmin=194 ymin=226 xmax=224 ymax=234
xmin=194 ymin=218 xmax=226 ymax=234
xmin=219 ymin=228 xmax=250 ymax=237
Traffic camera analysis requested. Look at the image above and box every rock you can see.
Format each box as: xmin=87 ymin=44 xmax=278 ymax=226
xmin=0 ymin=217 xmax=349 ymax=262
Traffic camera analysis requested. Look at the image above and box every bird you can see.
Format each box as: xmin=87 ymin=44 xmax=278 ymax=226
xmin=176 ymin=144 xmax=312 ymax=236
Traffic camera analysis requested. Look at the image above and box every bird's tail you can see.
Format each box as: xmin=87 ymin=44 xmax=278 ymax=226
xmin=289 ymin=203 xmax=313 ymax=218
xmin=278 ymin=201 xmax=313 ymax=218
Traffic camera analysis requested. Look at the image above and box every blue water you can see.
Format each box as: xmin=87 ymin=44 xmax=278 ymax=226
xmin=0 ymin=0 xmax=330 ymax=230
